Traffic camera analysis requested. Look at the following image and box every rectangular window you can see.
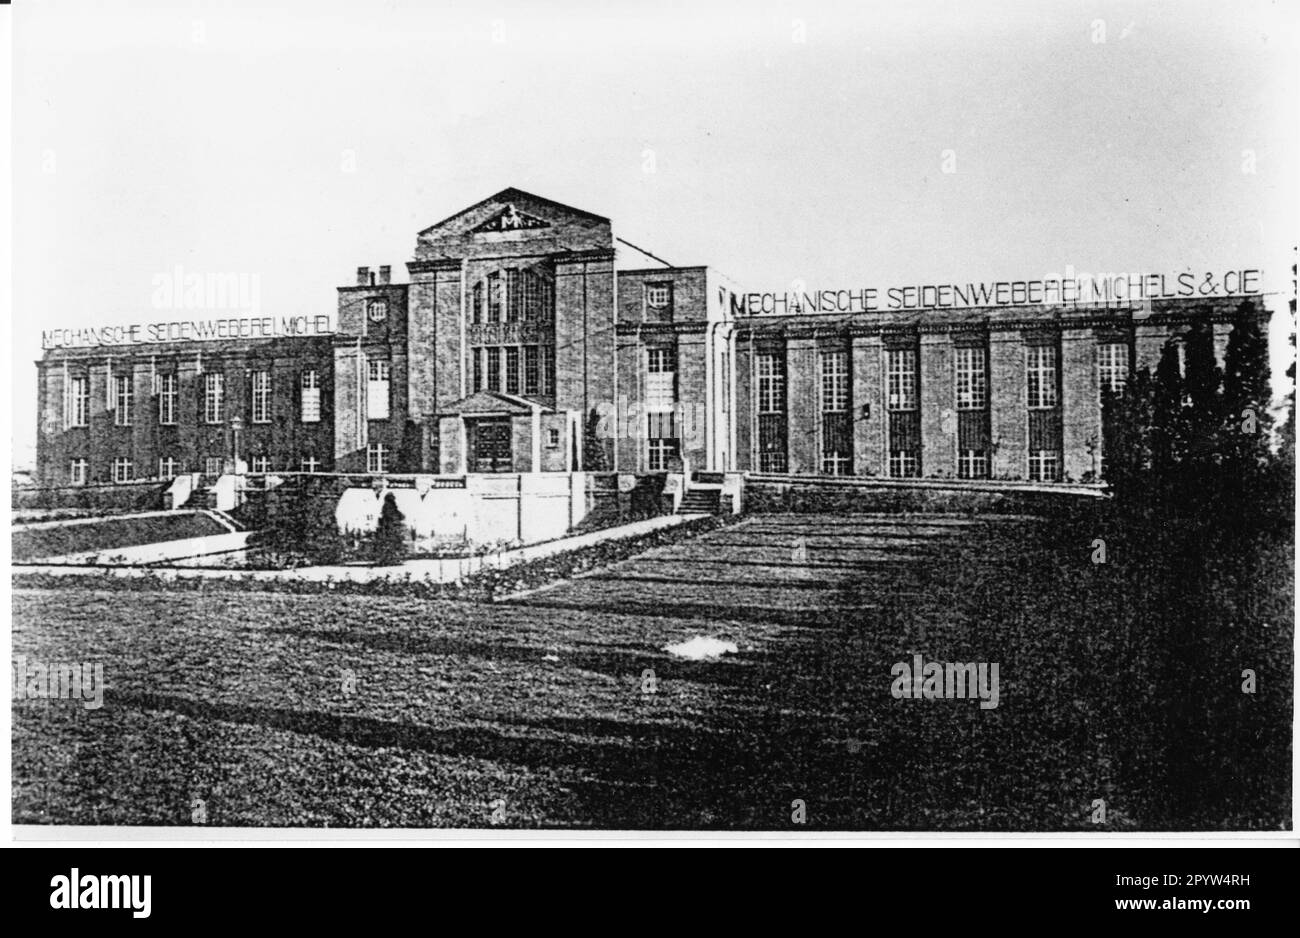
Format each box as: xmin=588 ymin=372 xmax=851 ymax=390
xmin=158 ymin=373 xmax=178 ymax=425
xmin=251 ymin=455 xmax=272 ymax=473
xmin=204 ymin=373 xmax=224 ymax=424
xmin=821 ymin=451 xmax=852 ymax=475
xmin=957 ymin=449 xmax=989 ymax=480
xmin=472 ymin=281 xmax=483 ymax=323
xmin=251 ymin=370 xmax=271 ymax=423
xmin=889 ymin=450 xmax=920 ymax=478
xmin=66 ymin=375 xmax=90 ymax=428
xmin=366 ymin=442 xmax=389 ymax=474
xmin=646 ymin=347 xmax=676 ymax=411
xmin=204 ymin=456 xmax=223 ymax=477
xmin=505 ymin=347 xmax=520 ymax=395
xmin=113 ymin=375 xmax=133 ymax=426
xmin=367 ymin=358 xmax=390 ymax=420
xmin=541 ymin=347 xmax=555 ymax=395
xmin=1098 ymin=342 xmax=1128 ymax=396
xmin=819 ymin=350 xmax=849 ymax=413
xmin=523 ymin=270 xmax=542 ymax=321
xmin=955 ymin=346 xmax=987 ymax=410
xmin=487 ymin=347 xmax=502 ymax=392
xmin=300 ymin=455 xmax=322 ymax=473
xmin=112 ymin=457 xmax=133 ymax=483
xmin=487 ymin=271 xmax=501 ymax=322
xmin=886 ymin=348 xmax=918 ymax=411
xmin=158 ymin=456 xmax=180 ymax=479
xmin=756 ymin=350 xmax=788 ymax=473
xmin=647 ymin=412 xmax=679 ymax=471
xmin=1028 ymin=449 xmax=1059 ymax=482
xmin=820 ymin=350 xmax=851 ymax=475
xmin=473 ymin=348 xmax=485 ymax=392
xmin=756 ymin=351 xmax=786 ymax=414
xmin=69 ymin=458 xmax=88 ymax=485
xmin=1027 ymin=344 xmax=1058 ymax=409
xmin=646 ymin=283 xmax=671 ymax=310
xmin=506 ymin=269 xmax=521 ymax=322
xmin=301 ymin=370 xmax=321 ymax=423
xmin=523 ymin=345 xmax=540 ymax=395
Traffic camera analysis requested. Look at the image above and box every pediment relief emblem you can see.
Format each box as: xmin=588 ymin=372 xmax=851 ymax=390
xmin=472 ymin=203 xmax=551 ymax=234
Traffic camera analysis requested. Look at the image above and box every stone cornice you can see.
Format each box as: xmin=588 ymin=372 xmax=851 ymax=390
xmin=406 ymin=258 xmax=464 ymax=274
xmin=734 ymin=307 xmax=1260 ymax=340
xmin=615 ymin=322 xmax=709 ymax=335
xmin=554 ymin=248 xmax=617 ymax=264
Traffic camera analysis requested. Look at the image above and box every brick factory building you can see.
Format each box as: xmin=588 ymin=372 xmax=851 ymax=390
xmin=33 ymin=187 xmax=1267 ymax=489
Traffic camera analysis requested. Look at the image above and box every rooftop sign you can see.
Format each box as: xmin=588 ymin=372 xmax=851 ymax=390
xmin=733 ymin=269 xmax=1263 ymax=316
xmin=42 ymin=314 xmax=335 ymax=350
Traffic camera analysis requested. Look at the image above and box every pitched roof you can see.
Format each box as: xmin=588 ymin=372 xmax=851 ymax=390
xmin=438 ymin=389 xmax=553 ymax=416
xmin=418 ymin=187 xmax=610 ymax=237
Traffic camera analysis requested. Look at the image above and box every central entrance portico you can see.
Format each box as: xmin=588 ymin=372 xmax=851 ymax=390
xmin=437 ymin=389 xmax=577 ymax=474
xmin=469 ymin=417 xmax=512 ymax=473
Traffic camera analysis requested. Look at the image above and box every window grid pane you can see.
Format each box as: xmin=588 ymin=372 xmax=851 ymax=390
xmin=252 ymin=371 xmax=271 ymax=423
xmin=1028 ymin=450 xmax=1059 ymax=482
xmin=955 ymin=347 xmax=987 ymax=410
xmin=1098 ymin=343 xmax=1128 ymax=396
xmin=819 ymin=350 xmax=849 ymax=413
xmin=1027 ymin=345 xmax=1058 ymax=409
xmin=114 ymin=376 xmax=133 ymax=426
xmin=67 ymin=376 xmax=90 ymax=428
xmin=889 ymin=450 xmax=920 ymax=478
xmin=524 ymin=346 xmax=539 ymax=395
xmin=301 ymin=370 xmax=321 ymax=423
xmin=367 ymin=359 xmax=390 ymax=420
xmin=505 ymin=347 xmax=520 ymax=395
xmin=757 ymin=352 xmax=786 ymax=414
xmin=204 ymin=373 xmax=224 ymax=424
xmin=886 ymin=349 xmax=917 ymax=411
xmin=159 ymin=374 xmax=177 ymax=425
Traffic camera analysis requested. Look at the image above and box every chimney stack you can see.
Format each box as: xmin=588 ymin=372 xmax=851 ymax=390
xmin=356 ymin=266 xmax=370 ymax=286
xmin=378 ymin=265 xmax=391 ymax=285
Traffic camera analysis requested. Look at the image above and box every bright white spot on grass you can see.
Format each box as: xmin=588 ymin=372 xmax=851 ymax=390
xmin=542 ymin=654 xmax=559 ymax=662
xmin=664 ymin=637 xmax=738 ymax=660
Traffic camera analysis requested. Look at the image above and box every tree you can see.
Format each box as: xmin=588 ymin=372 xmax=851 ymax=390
xmin=1101 ymin=368 xmax=1155 ymax=507
xmin=302 ymin=481 xmax=346 ymax=564
xmin=1221 ymin=301 xmax=1273 ymax=477
xmin=583 ymin=407 xmax=609 ymax=471
xmin=248 ymin=477 xmax=346 ymax=565
xmin=1149 ymin=338 xmax=1186 ymax=504
xmin=371 ymin=492 xmax=407 ymax=566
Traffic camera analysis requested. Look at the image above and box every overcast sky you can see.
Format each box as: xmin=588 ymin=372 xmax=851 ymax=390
xmin=9 ymin=0 xmax=1299 ymax=465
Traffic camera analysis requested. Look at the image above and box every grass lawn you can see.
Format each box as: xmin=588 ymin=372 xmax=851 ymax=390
xmin=11 ymin=512 xmax=1291 ymax=829
xmin=12 ymin=512 xmax=231 ymax=562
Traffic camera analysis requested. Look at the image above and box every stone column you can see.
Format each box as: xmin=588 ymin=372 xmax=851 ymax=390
xmin=1061 ymin=329 xmax=1100 ymax=482
xmin=920 ymin=334 xmax=955 ymax=478
xmin=851 ymin=333 xmax=884 ymax=476
xmin=989 ymin=333 xmax=1025 ymax=480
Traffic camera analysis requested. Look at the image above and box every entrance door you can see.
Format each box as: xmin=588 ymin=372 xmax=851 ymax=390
xmin=472 ymin=419 xmax=513 ymax=473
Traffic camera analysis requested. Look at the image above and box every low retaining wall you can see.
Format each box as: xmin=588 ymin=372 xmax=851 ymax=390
xmin=41 ymin=531 xmax=255 ymax=566
xmin=745 ymin=475 xmax=1106 ymax=515
xmin=335 ymin=472 xmax=587 ymax=547
xmin=12 ymin=480 xmax=171 ymax=513
xmin=16 ymin=514 xmax=695 ymax=585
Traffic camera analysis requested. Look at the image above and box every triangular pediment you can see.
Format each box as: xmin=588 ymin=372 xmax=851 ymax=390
xmin=439 ymin=390 xmax=552 ymax=416
xmin=415 ymin=188 xmax=611 ymax=251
